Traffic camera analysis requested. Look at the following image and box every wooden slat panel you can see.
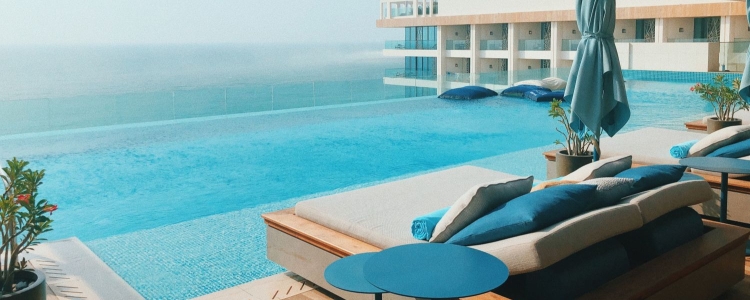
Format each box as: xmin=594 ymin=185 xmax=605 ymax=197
xmin=376 ymin=2 xmax=745 ymax=28
xmin=262 ymin=209 xmax=381 ymax=257
xmin=685 ymin=120 xmax=707 ymax=131
xmin=579 ymin=220 xmax=750 ymax=300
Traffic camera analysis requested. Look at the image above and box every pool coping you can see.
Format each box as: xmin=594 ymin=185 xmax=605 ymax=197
xmin=22 ymin=237 xmax=143 ymax=299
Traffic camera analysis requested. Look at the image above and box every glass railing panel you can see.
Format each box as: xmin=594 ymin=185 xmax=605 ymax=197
xmin=445 ymin=72 xmax=470 ymax=83
xmin=518 ymin=39 xmax=548 ymax=51
xmin=313 ymin=80 xmax=352 ymax=106
xmin=733 ymin=40 xmax=750 ymax=53
xmin=446 ymin=40 xmax=470 ymax=50
xmin=225 ymin=85 xmax=273 ymax=114
xmin=173 ymin=88 xmax=226 ymax=119
xmin=114 ymin=91 xmax=176 ymax=124
xmin=561 ymin=39 xmax=580 ymax=51
xmin=477 ymin=72 xmax=509 ymax=85
xmin=385 ymin=40 xmax=438 ymax=50
xmin=615 ymin=38 xmax=650 ymax=43
xmin=668 ymin=38 xmax=714 ymax=43
xmin=514 ymin=69 xmax=553 ymax=82
xmin=480 ymin=40 xmax=508 ymax=51
xmin=270 ymin=82 xmax=315 ymax=110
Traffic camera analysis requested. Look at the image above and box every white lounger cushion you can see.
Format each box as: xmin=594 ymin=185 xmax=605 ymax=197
xmin=471 ymin=203 xmax=643 ymax=274
xmin=295 ymin=166 xmax=521 ymax=249
xmin=689 ymin=124 xmax=750 ymax=157
xmin=599 ymin=127 xmax=706 ymax=165
xmin=620 ymin=180 xmax=716 ymax=224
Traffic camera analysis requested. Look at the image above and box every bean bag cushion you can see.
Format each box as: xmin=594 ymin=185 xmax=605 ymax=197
xmin=438 ymin=86 xmax=498 ymax=100
xmin=501 ymin=85 xmax=551 ymax=98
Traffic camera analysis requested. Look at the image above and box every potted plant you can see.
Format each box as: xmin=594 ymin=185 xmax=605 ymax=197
xmin=550 ymin=100 xmax=594 ymax=177
xmin=0 ymin=158 xmax=57 ymax=299
xmin=690 ymin=74 xmax=749 ymax=133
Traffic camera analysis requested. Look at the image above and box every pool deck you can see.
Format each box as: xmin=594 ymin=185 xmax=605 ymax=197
xmin=23 ymin=237 xmax=143 ymax=300
xmin=197 ymin=260 xmax=750 ymax=299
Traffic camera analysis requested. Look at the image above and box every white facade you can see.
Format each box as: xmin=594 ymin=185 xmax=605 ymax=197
xmin=378 ymin=0 xmax=750 ymax=90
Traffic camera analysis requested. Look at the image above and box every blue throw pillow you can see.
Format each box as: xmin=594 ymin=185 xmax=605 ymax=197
xmin=614 ymin=165 xmax=686 ymax=194
xmin=500 ymin=85 xmax=551 ymax=98
xmin=445 ymin=184 xmax=597 ymax=246
xmin=705 ymin=138 xmax=750 ymax=158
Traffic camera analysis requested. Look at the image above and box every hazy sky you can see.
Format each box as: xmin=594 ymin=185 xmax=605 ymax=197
xmin=0 ymin=0 xmax=402 ymax=45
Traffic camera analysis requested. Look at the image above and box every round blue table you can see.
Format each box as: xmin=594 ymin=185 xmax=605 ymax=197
xmin=324 ymin=252 xmax=384 ymax=300
xmin=363 ymin=243 xmax=509 ymax=300
xmin=680 ymin=157 xmax=750 ymax=255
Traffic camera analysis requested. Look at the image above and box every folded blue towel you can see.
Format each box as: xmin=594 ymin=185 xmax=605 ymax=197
xmin=411 ymin=207 xmax=450 ymax=241
xmin=670 ymin=140 xmax=698 ymax=159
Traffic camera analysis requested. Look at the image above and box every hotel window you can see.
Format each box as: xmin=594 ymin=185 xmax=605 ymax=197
xmin=433 ymin=0 xmax=438 ymax=15
xmin=635 ymin=19 xmax=655 ymax=42
xmin=694 ymin=17 xmax=720 ymax=42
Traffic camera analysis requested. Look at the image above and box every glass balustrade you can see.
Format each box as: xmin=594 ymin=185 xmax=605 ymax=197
xmin=518 ymin=39 xmax=548 ymax=51
xmin=561 ymin=39 xmax=580 ymax=51
xmin=385 ymin=40 xmax=438 ymax=50
xmin=445 ymin=72 xmax=470 ymax=83
xmin=445 ymin=40 xmax=470 ymax=50
xmin=480 ymin=40 xmax=508 ymax=51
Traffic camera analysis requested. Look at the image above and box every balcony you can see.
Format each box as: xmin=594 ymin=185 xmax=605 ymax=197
xmin=446 ymin=40 xmax=470 ymax=50
xmin=518 ymin=39 xmax=550 ymax=51
xmin=384 ymin=68 xmax=437 ymax=80
xmin=561 ymin=39 xmax=580 ymax=52
xmin=480 ymin=40 xmax=508 ymax=51
xmin=385 ymin=40 xmax=438 ymax=50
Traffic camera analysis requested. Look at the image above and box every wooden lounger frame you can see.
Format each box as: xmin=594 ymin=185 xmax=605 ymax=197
xmin=263 ymin=208 xmax=750 ymax=300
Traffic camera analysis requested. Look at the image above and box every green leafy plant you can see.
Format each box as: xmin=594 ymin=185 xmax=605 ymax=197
xmin=0 ymin=158 xmax=56 ymax=294
xmin=690 ymin=74 xmax=749 ymax=121
xmin=549 ymin=99 xmax=594 ymax=156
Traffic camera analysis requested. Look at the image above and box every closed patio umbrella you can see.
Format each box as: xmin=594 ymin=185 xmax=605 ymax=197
xmin=740 ymin=0 xmax=750 ymax=101
xmin=564 ymin=0 xmax=630 ymax=161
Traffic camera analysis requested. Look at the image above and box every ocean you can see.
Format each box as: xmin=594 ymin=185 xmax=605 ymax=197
xmin=0 ymin=43 xmax=407 ymax=136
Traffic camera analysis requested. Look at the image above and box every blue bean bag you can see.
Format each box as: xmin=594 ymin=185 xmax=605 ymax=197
xmin=501 ymin=85 xmax=551 ymax=98
xmin=524 ymin=90 xmax=565 ymax=102
xmin=438 ymin=86 xmax=498 ymax=100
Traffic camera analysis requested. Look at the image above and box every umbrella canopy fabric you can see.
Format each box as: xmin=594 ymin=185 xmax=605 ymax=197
xmin=740 ymin=0 xmax=750 ymax=101
xmin=564 ymin=0 xmax=630 ymax=159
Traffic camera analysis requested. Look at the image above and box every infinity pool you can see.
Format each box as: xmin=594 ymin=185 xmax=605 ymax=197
xmin=0 ymin=80 xmax=708 ymax=299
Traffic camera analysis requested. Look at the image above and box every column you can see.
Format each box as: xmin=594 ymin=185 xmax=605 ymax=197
xmin=550 ymin=21 xmax=562 ymax=69
xmin=655 ymin=18 xmax=667 ymax=43
xmin=470 ymin=24 xmax=481 ymax=85
xmin=437 ymin=26 xmax=447 ymax=93
xmin=507 ymin=23 xmax=519 ymax=85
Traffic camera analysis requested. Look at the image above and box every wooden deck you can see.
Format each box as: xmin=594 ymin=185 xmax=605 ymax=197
xmin=685 ymin=119 xmax=707 ymax=131
xmin=290 ymin=257 xmax=750 ymax=300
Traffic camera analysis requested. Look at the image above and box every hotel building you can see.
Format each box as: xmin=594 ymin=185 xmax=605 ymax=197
xmin=377 ymin=0 xmax=750 ymax=94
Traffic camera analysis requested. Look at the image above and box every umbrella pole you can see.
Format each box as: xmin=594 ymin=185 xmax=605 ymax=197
xmin=593 ymin=133 xmax=601 ymax=161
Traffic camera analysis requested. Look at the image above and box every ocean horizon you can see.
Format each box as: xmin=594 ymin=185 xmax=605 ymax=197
xmin=0 ymin=42 xmax=402 ymax=102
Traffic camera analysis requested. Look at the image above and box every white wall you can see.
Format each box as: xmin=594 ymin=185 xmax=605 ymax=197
xmin=515 ymin=23 xmax=542 ymax=42
xmin=517 ymin=59 xmax=541 ymax=70
xmin=559 ymin=22 xmax=579 ymax=40
xmin=730 ymin=15 xmax=750 ymax=41
xmin=663 ymin=18 xmax=695 ymax=41
xmin=624 ymin=42 xmax=720 ymax=71
xmin=478 ymin=58 xmax=501 ymax=72
xmin=446 ymin=57 xmax=468 ymax=73
xmin=614 ymin=20 xmax=637 ymax=40
xmin=477 ymin=24 xmax=505 ymax=41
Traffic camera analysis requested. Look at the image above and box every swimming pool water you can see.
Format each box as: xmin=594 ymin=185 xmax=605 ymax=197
xmin=0 ymin=80 xmax=709 ymax=299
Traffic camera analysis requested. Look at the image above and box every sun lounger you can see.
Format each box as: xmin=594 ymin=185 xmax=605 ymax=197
xmin=685 ymin=110 xmax=750 ymax=131
xmin=263 ymin=165 xmax=748 ymax=300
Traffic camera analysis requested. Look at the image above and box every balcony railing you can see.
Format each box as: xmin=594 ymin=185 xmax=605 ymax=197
xmin=561 ymin=39 xmax=580 ymax=51
xmin=446 ymin=40 xmax=470 ymax=50
xmin=518 ymin=39 xmax=549 ymax=51
xmin=615 ymin=38 xmax=651 ymax=43
xmin=445 ymin=72 xmax=470 ymax=83
xmin=477 ymin=72 xmax=509 ymax=85
xmin=668 ymin=38 xmax=715 ymax=43
xmin=384 ymin=68 xmax=438 ymax=80
xmin=385 ymin=40 xmax=438 ymax=50
xmin=480 ymin=40 xmax=508 ymax=51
